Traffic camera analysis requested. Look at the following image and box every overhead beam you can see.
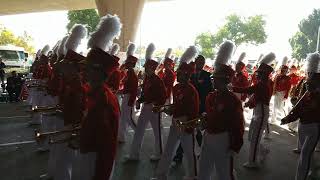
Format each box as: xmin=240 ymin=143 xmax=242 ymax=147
xmin=0 ymin=0 xmax=168 ymax=16
xmin=0 ymin=0 xmax=96 ymax=16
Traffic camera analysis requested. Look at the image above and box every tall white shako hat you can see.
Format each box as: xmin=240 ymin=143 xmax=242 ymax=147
xmin=212 ymin=40 xmax=236 ymax=81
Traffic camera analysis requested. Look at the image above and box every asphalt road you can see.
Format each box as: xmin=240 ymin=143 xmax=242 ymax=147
xmin=0 ymin=101 xmax=319 ymax=180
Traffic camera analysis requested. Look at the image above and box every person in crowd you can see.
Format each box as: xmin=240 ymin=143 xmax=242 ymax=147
xmin=0 ymin=57 xmax=6 ymax=92
xmin=6 ymin=71 xmax=23 ymax=102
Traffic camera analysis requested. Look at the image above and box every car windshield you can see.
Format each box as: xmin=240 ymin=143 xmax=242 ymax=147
xmin=0 ymin=50 xmax=19 ymax=61
xmin=18 ymin=51 xmax=25 ymax=59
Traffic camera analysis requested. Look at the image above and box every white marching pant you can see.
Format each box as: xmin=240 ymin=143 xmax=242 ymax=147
xmin=248 ymin=104 xmax=269 ymax=164
xmin=26 ymin=87 xmax=36 ymax=105
xmin=198 ymin=132 xmax=237 ymax=180
xmin=48 ymin=116 xmax=64 ymax=177
xmin=271 ymin=91 xmax=286 ymax=123
xmin=296 ymin=123 xmax=319 ymax=180
xmin=71 ymin=151 xmax=97 ymax=180
xmin=129 ymin=103 xmax=162 ymax=158
xmin=118 ymin=94 xmax=136 ymax=142
xmin=29 ymin=90 xmax=45 ymax=124
xmin=54 ymin=143 xmax=73 ymax=180
xmin=53 ymin=117 xmax=73 ymax=180
xmin=38 ymin=95 xmax=59 ymax=150
xmin=155 ymin=124 xmax=197 ymax=179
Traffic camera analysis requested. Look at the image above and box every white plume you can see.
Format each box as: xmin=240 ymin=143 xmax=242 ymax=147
xmin=58 ymin=36 xmax=69 ymax=57
xmin=260 ymin=52 xmax=276 ymax=65
xmin=145 ymin=43 xmax=156 ymax=60
xmin=36 ymin=49 xmax=41 ymax=58
xmin=40 ymin=45 xmax=50 ymax=56
xmin=179 ymin=46 xmax=198 ymax=64
xmin=281 ymin=56 xmax=288 ymax=66
xmin=126 ymin=42 xmax=136 ymax=56
xmin=110 ymin=43 xmax=120 ymax=55
xmin=306 ymin=52 xmax=320 ymax=73
xmin=165 ymin=48 xmax=173 ymax=59
xmin=65 ymin=24 xmax=87 ymax=51
xmin=237 ymin=52 xmax=246 ymax=63
xmin=88 ymin=14 xmax=122 ymax=51
xmin=52 ymin=40 xmax=61 ymax=55
xmin=214 ymin=40 xmax=235 ymax=66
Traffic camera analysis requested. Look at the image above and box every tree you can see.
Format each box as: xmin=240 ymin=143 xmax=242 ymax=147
xmin=0 ymin=25 xmax=35 ymax=53
xmin=290 ymin=9 xmax=320 ymax=60
xmin=195 ymin=14 xmax=267 ymax=59
xmin=195 ymin=32 xmax=215 ymax=59
xmin=67 ymin=9 xmax=100 ymax=34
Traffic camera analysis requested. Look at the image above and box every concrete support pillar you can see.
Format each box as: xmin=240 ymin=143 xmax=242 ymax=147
xmin=95 ymin=0 xmax=146 ymax=50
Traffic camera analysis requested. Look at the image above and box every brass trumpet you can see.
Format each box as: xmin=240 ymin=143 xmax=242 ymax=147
xmin=174 ymin=115 xmax=206 ymax=132
xmin=48 ymin=132 xmax=81 ymax=149
xmin=152 ymin=104 xmax=174 ymax=113
xmin=29 ymin=105 xmax=61 ymax=113
xmin=34 ymin=125 xmax=81 ymax=144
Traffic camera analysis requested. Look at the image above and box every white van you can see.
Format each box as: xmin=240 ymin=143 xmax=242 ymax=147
xmin=0 ymin=45 xmax=29 ymax=67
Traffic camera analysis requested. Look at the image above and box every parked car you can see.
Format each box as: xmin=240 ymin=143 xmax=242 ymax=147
xmin=0 ymin=45 xmax=30 ymax=67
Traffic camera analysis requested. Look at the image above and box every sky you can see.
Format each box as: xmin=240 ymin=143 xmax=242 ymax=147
xmin=0 ymin=0 xmax=319 ymax=60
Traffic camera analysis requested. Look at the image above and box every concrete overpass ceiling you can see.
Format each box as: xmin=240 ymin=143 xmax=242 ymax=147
xmin=0 ymin=0 xmax=172 ymax=16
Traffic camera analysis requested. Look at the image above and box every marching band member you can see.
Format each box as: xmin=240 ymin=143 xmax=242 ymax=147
xmin=271 ymin=57 xmax=291 ymax=124
xmin=287 ymin=63 xmax=302 ymax=132
xmin=232 ymin=52 xmax=275 ymax=168
xmin=198 ymin=40 xmax=244 ymax=180
xmin=54 ymin=25 xmax=87 ymax=180
xmin=108 ymin=43 xmax=123 ymax=101
xmin=152 ymin=46 xmax=199 ymax=180
xmin=281 ymin=52 xmax=320 ymax=180
xmin=161 ymin=48 xmax=176 ymax=103
xmin=290 ymin=75 xmax=308 ymax=154
xmin=118 ymin=43 xmax=139 ymax=143
xmin=231 ymin=52 xmax=249 ymax=101
xmin=125 ymin=43 xmax=167 ymax=161
xmin=79 ymin=14 xmax=122 ymax=180
xmin=172 ymin=54 xmax=211 ymax=165
xmin=28 ymin=45 xmax=51 ymax=126
xmin=249 ymin=54 xmax=264 ymax=86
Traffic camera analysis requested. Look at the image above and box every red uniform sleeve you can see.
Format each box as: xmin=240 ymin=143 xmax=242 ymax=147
xmin=80 ymin=85 xmax=120 ymax=180
xmin=163 ymin=70 xmax=176 ymax=98
xmin=127 ymin=71 xmax=138 ymax=107
xmin=284 ymin=77 xmax=292 ymax=99
xmin=153 ymin=77 xmax=167 ymax=106
xmin=229 ymin=99 xmax=245 ymax=153
xmin=107 ymin=70 xmax=121 ymax=92
xmin=186 ymin=85 xmax=199 ymax=120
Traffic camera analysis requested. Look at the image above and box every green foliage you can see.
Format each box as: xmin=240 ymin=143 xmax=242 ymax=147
xmin=195 ymin=14 xmax=267 ymax=59
xmin=67 ymin=9 xmax=100 ymax=34
xmin=195 ymin=32 xmax=215 ymax=59
xmin=289 ymin=32 xmax=310 ymax=60
xmin=290 ymin=9 xmax=320 ymax=60
xmin=0 ymin=25 xmax=35 ymax=53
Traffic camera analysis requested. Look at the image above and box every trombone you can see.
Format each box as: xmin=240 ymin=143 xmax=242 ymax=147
xmin=34 ymin=125 xmax=81 ymax=145
xmin=152 ymin=104 xmax=174 ymax=113
xmin=28 ymin=105 xmax=61 ymax=113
